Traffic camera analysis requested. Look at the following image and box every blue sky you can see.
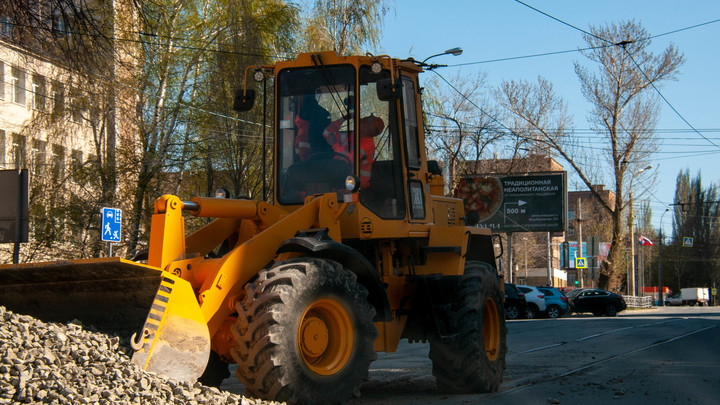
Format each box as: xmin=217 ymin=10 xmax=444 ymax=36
xmin=379 ymin=0 xmax=720 ymax=235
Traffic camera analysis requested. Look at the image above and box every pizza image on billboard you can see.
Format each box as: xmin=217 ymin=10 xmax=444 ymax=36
xmin=454 ymin=177 xmax=503 ymax=221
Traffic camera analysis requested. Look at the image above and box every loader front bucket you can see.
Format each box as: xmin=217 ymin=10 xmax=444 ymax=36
xmin=0 ymin=258 xmax=163 ymax=334
xmin=0 ymin=258 xmax=211 ymax=382
xmin=130 ymin=272 xmax=210 ymax=382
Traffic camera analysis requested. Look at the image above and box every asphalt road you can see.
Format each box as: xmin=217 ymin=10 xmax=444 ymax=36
xmin=222 ymin=306 xmax=720 ymax=404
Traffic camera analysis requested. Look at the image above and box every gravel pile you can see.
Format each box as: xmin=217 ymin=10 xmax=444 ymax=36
xmin=0 ymin=306 xmax=280 ymax=405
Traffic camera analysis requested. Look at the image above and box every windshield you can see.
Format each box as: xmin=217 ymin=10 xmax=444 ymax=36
xmin=276 ymin=65 xmax=356 ymax=205
xmin=566 ymin=289 xmax=585 ymax=299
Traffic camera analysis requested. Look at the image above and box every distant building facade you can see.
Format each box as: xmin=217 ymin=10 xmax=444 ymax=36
xmin=0 ymin=2 xmax=138 ymax=261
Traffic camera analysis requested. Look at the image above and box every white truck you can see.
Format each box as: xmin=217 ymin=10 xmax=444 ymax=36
xmin=664 ymin=288 xmax=710 ymax=306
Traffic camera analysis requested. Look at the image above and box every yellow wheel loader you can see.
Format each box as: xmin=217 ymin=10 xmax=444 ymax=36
xmin=0 ymin=51 xmax=507 ymax=404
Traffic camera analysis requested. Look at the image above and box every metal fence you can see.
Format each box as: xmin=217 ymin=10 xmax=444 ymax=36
xmin=625 ymin=295 xmax=654 ymax=308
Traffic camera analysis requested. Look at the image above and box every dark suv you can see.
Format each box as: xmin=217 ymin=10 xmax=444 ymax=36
xmin=567 ymin=288 xmax=627 ymax=316
xmin=504 ymin=283 xmax=528 ymax=320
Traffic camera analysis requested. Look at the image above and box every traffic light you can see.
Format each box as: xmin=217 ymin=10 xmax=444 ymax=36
xmin=561 ymin=241 xmax=569 ymax=269
xmin=574 ymin=280 xmax=579 ymax=286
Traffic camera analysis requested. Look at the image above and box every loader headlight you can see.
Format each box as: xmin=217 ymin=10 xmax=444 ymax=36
xmin=371 ymin=61 xmax=383 ymax=74
xmin=345 ymin=175 xmax=359 ymax=192
xmin=214 ymin=187 xmax=230 ymax=199
xmin=253 ymin=69 xmax=265 ymax=82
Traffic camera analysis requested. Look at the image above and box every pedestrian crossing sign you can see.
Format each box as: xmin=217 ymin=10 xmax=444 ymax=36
xmin=575 ymin=257 xmax=587 ymax=269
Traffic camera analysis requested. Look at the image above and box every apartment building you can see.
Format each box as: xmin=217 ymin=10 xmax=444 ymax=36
xmin=0 ymin=40 xmax=95 ymax=174
xmin=0 ymin=1 xmax=138 ymax=260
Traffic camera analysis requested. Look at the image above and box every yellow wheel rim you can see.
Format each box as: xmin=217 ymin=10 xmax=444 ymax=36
xmin=483 ymin=298 xmax=501 ymax=361
xmin=299 ymin=298 xmax=353 ymax=375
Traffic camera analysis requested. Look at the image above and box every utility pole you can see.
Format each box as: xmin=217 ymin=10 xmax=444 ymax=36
xmin=577 ymin=198 xmax=583 ymax=288
xmin=547 ymin=232 xmax=552 ymax=286
xmin=507 ymin=232 xmax=513 ymax=283
xmin=628 ymin=165 xmax=651 ymax=297
xmin=658 ymin=207 xmax=669 ymax=306
xmin=629 ymin=190 xmax=636 ymax=297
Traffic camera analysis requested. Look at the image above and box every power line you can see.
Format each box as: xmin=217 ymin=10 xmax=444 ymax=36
xmin=513 ymin=0 xmax=611 ymax=44
xmin=511 ymin=1 xmax=720 ymax=152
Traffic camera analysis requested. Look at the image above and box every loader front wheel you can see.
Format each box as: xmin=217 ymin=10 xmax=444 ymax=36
xmin=429 ymin=261 xmax=507 ymax=393
xmin=231 ymin=258 xmax=377 ymax=405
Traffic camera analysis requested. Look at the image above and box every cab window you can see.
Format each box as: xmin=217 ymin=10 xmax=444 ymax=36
xmin=357 ymin=66 xmax=405 ymax=219
xmin=276 ymin=65 xmax=355 ymax=205
xmin=401 ymin=76 xmax=421 ymax=170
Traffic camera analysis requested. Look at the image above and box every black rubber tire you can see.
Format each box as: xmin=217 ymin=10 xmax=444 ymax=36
xmin=526 ymin=303 xmax=539 ymax=319
xmin=605 ymin=305 xmax=618 ymax=317
xmin=231 ymin=258 xmax=377 ymax=405
xmin=197 ymin=350 xmax=230 ymax=387
xmin=505 ymin=304 xmax=520 ymax=320
xmin=546 ymin=304 xmax=561 ymax=319
xmin=428 ymin=261 xmax=507 ymax=393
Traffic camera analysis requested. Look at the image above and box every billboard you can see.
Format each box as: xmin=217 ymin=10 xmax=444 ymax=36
xmin=454 ymin=172 xmax=567 ymax=233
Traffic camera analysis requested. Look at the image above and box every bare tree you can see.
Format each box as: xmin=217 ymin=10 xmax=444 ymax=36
xmin=423 ymin=72 xmax=504 ymax=191
xmin=497 ymin=20 xmax=683 ymax=290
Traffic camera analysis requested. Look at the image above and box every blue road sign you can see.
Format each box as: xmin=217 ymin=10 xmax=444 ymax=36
xmin=101 ymin=207 xmax=122 ymax=242
xmin=682 ymin=237 xmax=693 ymax=248
xmin=575 ymin=257 xmax=588 ymax=269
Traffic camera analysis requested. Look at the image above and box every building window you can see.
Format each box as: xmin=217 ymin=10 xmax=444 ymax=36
xmin=11 ymin=66 xmax=26 ymax=106
xmin=69 ymin=86 xmax=83 ymax=123
xmin=51 ymin=7 xmax=69 ymax=39
xmin=52 ymin=144 xmax=66 ymax=182
xmin=32 ymin=74 xmax=46 ymax=111
xmin=12 ymin=133 xmax=27 ymax=169
xmin=70 ymin=149 xmax=82 ymax=181
xmin=0 ymin=130 xmax=6 ymax=168
xmin=0 ymin=61 xmax=4 ymax=100
xmin=0 ymin=16 xmax=12 ymax=39
xmin=51 ymin=81 xmax=64 ymax=117
xmin=32 ymin=139 xmax=47 ymax=175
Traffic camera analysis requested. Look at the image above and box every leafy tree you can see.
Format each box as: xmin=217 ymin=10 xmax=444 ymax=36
xmin=302 ymin=0 xmax=387 ymax=54
xmin=666 ymin=170 xmax=720 ymax=290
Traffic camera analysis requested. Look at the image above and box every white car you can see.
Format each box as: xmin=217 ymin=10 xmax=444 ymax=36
xmin=516 ymin=285 xmax=547 ymax=318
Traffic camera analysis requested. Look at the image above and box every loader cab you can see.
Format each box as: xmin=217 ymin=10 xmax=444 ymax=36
xmin=274 ymin=56 xmax=412 ymax=220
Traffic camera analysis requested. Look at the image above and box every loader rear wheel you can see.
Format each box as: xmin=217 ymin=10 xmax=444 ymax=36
xmin=429 ymin=261 xmax=507 ymax=393
xmin=231 ymin=258 xmax=377 ymax=405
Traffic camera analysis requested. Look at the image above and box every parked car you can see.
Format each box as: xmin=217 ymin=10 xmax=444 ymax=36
xmin=664 ymin=292 xmax=683 ymax=306
xmin=504 ymin=283 xmax=528 ymax=320
xmin=536 ymin=286 xmax=569 ymax=318
xmin=567 ymin=288 xmax=627 ymax=316
xmin=516 ymin=285 xmax=547 ymax=318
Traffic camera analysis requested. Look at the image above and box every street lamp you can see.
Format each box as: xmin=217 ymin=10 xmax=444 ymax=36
xmin=658 ymin=208 xmax=670 ymax=306
xmin=421 ymin=47 xmax=463 ymax=65
xmin=628 ymin=164 xmax=652 ymax=297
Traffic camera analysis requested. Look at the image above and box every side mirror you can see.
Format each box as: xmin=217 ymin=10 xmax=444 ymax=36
xmin=376 ymin=78 xmax=401 ymax=101
xmin=233 ymin=89 xmax=256 ymax=112
xmin=427 ymin=160 xmax=442 ymax=176
xmin=465 ymin=210 xmax=480 ymax=226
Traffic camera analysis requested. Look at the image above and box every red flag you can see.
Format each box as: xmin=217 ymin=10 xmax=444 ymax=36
xmin=638 ymin=236 xmax=654 ymax=246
